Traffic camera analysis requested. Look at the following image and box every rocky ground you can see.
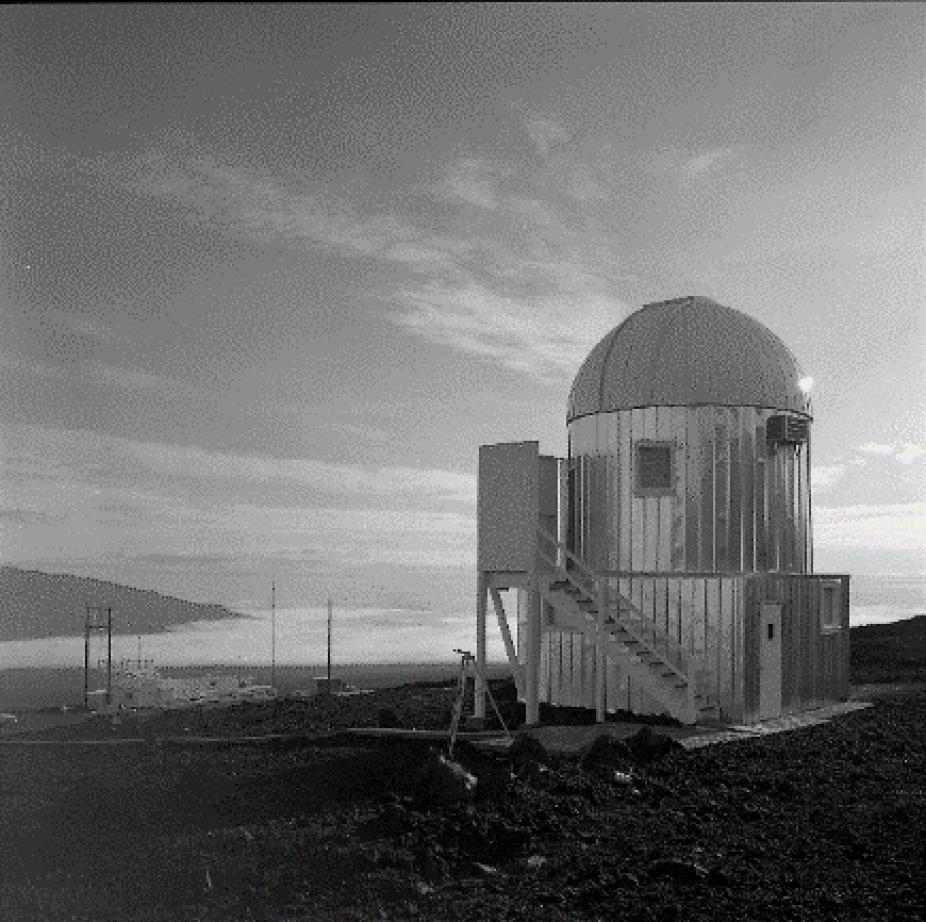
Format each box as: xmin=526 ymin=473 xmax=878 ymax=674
xmin=1 ymin=620 xmax=924 ymax=921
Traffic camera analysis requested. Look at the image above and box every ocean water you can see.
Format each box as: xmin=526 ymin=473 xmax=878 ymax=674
xmin=0 ymin=604 xmax=504 ymax=670
xmin=0 ymin=574 xmax=922 ymax=672
xmin=848 ymin=574 xmax=925 ymax=626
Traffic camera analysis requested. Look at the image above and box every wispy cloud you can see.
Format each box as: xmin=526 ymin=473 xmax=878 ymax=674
xmin=46 ymin=309 xmax=115 ymax=342
xmin=642 ymin=146 xmax=742 ymax=184
xmin=85 ymin=362 xmax=191 ymax=393
xmin=1 ymin=424 xmax=477 ymax=572
xmin=393 ymin=281 xmax=622 ymax=384
xmin=522 ymin=113 xmax=569 ymax=157
xmin=896 ymin=444 xmax=926 ymax=464
xmin=101 ymin=149 xmax=426 ymax=263
xmin=814 ymin=502 xmax=926 ymax=551
xmin=441 ymin=157 xmax=502 ymax=210
xmin=680 ymin=147 xmax=741 ymax=180
xmin=857 ymin=442 xmax=895 ymax=456
xmin=0 ymin=508 xmax=62 ymax=526
xmin=812 ymin=464 xmax=846 ymax=492
xmin=858 ymin=442 xmax=926 ymax=464
xmin=2 ymin=424 xmax=476 ymax=507
xmin=97 ymin=148 xmax=629 ymax=385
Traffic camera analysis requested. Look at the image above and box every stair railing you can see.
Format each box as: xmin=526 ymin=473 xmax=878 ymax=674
xmin=605 ymin=593 xmax=692 ymax=680
xmin=536 ymin=524 xmax=598 ymax=603
xmin=535 ymin=523 xmax=708 ymax=722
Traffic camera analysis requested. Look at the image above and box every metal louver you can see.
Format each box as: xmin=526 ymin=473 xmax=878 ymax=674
xmin=767 ymin=414 xmax=809 ymax=445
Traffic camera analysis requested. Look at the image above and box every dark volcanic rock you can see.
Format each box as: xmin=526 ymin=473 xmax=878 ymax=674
xmin=580 ymin=732 xmax=632 ymax=771
xmin=3 ymin=677 xmax=925 ymax=922
xmin=377 ymin=707 xmax=401 ymax=728
xmin=415 ymin=750 xmax=477 ymax=806
xmin=646 ymin=858 xmax=708 ymax=884
xmin=508 ymin=731 xmax=550 ymax=776
xmin=626 ymin=725 xmax=684 ymax=763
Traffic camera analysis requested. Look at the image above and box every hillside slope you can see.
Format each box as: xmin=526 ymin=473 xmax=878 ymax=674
xmin=0 ymin=566 xmax=242 ymax=641
xmin=850 ymin=614 xmax=926 ymax=684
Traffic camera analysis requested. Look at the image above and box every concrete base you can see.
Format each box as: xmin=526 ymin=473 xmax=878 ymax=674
xmin=471 ymin=701 xmax=875 ymax=755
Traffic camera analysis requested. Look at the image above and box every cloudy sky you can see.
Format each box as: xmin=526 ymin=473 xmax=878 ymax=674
xmin=2 ymin=4 xmax=924 ymax=631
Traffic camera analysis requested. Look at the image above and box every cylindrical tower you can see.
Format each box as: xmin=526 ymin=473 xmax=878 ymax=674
xmin=566 ymin=295 xmax=813 ymax=575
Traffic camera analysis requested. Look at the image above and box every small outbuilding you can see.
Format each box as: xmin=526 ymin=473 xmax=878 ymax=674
xmin=474 ymin=296 xmax=849 ymax=725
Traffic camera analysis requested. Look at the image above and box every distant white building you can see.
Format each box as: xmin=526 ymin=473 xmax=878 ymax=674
xmin=96 ymin=664 xmax=276 ymax=711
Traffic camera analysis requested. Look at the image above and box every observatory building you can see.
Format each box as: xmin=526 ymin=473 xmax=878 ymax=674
xmin=475 ymin=296 xmax=849 ymax=726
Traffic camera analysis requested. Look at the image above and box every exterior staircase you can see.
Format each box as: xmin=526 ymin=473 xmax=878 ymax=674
xmin=536 ymin=526 xmax=720 ymax=725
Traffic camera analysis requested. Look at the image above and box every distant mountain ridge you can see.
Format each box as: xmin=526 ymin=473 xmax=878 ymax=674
xmin=0 ymin=566 xmax=243 ymax=641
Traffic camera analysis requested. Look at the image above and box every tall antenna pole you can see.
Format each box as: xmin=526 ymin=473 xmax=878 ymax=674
xmin=106 ymin=607 xmax=112 ymax=706
xmin=84 ymin=607 xmax=90 ymax=709
xmin=327 ymin=598 xmax=332 ymax=691
xmin=271 ymin=581 xmax=276 ymax=691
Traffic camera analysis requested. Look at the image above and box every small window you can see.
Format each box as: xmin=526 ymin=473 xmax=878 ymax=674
xmin=767 ymin=623 xmax=775 ymax=641
xmin=635 ymin=442 xmax=673 ymax=495
xmin=821 ymin=581 xmax=842 ymax=633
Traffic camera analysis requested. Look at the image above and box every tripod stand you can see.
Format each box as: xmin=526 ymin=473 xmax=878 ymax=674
xmin=447 ymin=648 xmax=510 ymax=758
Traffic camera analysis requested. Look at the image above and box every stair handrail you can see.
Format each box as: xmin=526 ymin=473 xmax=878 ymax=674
xmin=607 ymin=612 xmax=690 ymax=679
xmin=536 ymin=524 xmax=598 ymax=601
xmin=535 ymin=526 xmax=706 ymax=721
xmin=535 ymin=526 xmax=691 ymax=677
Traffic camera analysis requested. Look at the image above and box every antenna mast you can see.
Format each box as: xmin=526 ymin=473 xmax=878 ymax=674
xmin=271 ymin=581 xmax=276 ymax=691
xmin=327 ymin=598 xmax=332 ymax=691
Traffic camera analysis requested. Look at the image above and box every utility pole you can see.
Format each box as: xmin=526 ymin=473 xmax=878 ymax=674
xmin=327 ymin=598 xmax=332 ymax=692
xmin=271 ymin=581 xmax=276 ymax=692
xmin=83 ymin=610 xmax=90 ymax=709
xmin=107 ymin=607 xmax=112 ymax=706
xmin=84 ymin=605 xmax=113 ymax=709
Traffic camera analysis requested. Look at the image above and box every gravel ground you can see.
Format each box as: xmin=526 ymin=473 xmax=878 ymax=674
xmin=1 ymin=682 xmax=923 ymax=922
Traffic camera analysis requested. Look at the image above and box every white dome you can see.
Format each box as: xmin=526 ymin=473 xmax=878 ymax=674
xmin=567 ymin=296 xmax=810 ymax=423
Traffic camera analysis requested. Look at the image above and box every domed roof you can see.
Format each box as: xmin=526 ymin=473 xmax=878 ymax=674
xmin=567 ymin=296 xmax=810 ymax=423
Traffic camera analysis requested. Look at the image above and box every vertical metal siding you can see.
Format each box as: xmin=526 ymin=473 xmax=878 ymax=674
xmin=656 ymin=408 xmax=674 ymax=571
xmin=539 ymin=630 xmax=550 ymax=702
xmin=685 ymin=410 xmax=702 ymax=568
xmin=755 ymin=418 xmax=768 ymax=570
xmin=743 ymin=408 xmax=756 ymax=571
xmin=729 ymin=407 xmax=743 ymax=572
xmin=553 ymin=405 xmax=819 ymax=720
xmin=670 ymin=406 xmax=687 ymax=572
xmin=542 ymin=574 xmax=768 ymax=721
xmin=743 ymin=576 xmax=760 ymax=722
xmin=705 ymin=579 xmax=721 ymax=702
xmin=619 ymin=413 xmax=632 ymax=571
xmin=569 ymin=407 xmax=812 ymax=573
xmin=733 ymin=578 xmax=745 ymax=722
xmin=700 ymin=409 xmax=716 ymax=570
xmin=719 ymin=578 xmax=734 ymax=712
xmin=714 ymin=408 xmax=729 ymax=570
xmin=605 ymin=414 xmax=618 ymax=571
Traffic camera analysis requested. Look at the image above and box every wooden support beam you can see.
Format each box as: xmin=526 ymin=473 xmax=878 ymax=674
xmin=489 ymin=587 xmax=524 ymax=698
xmin=524 ymin=578 xmax=541 ymax=725
xmin=475 ymin=572 xmax=487 ymax=719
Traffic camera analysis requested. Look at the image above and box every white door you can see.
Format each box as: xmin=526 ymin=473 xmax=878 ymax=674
xmin=759 ymin=602 xmax=782 ymax=720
